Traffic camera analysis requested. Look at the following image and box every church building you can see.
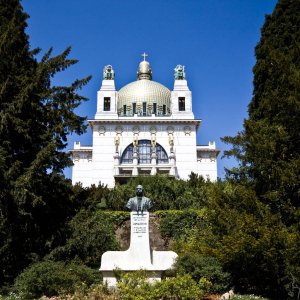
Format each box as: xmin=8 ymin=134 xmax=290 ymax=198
xmin=70 ymin=54 xmax=219 ymax=188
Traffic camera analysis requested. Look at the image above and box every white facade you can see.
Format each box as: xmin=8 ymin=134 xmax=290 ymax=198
xmin=71 ymin=58 xmax=219 ymax=188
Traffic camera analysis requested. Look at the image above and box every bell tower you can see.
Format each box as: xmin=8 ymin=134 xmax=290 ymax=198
xmin=95 ymin=65 xmax=118 ymax=119
xmin=171 ymin=65 xmax=194 ymax=119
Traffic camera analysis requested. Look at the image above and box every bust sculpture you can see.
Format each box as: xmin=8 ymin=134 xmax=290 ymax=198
xmin=126 ymin=185 xmax=152 ymax=214
xmin=101 ymin=183 xmax=177 ymax=287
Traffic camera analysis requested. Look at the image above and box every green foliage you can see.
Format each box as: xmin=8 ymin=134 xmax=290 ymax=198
xmin=117 ymin=270 xmax=203 ymax=300
xmin=167 ymin=181 xmax=297 ymax=298
xmin=231 ymin=296 xmax=269 ymax=300
xmin=49 ymin=210 xmax=120 ymax=268
xmin=105 ymin=174 xmax=211 ymax=211
xmin=157 ymin=209 xmax=205 ymax=239
xmin=0 ymin=292 xmax=26 ymax=300
xmin=220 ymin=4 xmax=300 ymax=296
xmin=116 ymin=270 xmax=154 ymax=300
xmin=205 ymin=182 xmax=293 ymax=297
xmin=222 ymin=0 xmax=300 ymax=222
xmin=103 ymin=210 xmax=130 ymax=225
xmin=156 ymin=274 xmax=203 ymax=300
xmin=12 ymin=260 xmax=98 ymax=299
xmin=0 ymin=0 xmax=90 ymax=286
xmin=64 ymin=282 xmax=117 ymax=300
xmin=73 ymin=183 xmax=111 ymax=210
xmin=198 ymin=277 xmax=213 ymax=294
xmin=174 ymin=254 xmax=230 ymax=293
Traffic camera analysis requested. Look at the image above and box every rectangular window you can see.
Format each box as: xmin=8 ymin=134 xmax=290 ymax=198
xmin=143 ymin=102 xmax=147 ymax=116
xmin=153 ymin=103 xmax=157 ymax=115
xmin=178 ymin=97 xmax=185 ymax=111
xmin=103 ymin=97 xmax=111 ymax=111
xmin=123 ymin=104 xmax=127 ymax=116
xmin=132 ymin=103 xmax=136 ymax=115
xmin=163 ymin=104 xmax=166 ymax=115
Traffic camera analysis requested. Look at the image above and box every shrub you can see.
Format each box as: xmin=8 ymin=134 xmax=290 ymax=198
xmin=157 ymin=274 xmax=203 ymax=299
xmin=117 ymin=271 xmax=203 ymax=300
xmin=174 ymin=254 xmax=230 ymax=293
xmin=65 ymin=282 xmax=117 ymax=300
xmin=13 ymin=260 xmax=99 ymax=299
xmin=116 ymin=270 xmax=153 ymax=300
xmin=49 ymin=210 xmax=120 ymax=268
xmin=199 ymin=276 xmax=213 ymax=294
xmin=231 ymin=295 xmax=269 ymax=300
xmin=157 ymin=209 xmax=204 ymax=239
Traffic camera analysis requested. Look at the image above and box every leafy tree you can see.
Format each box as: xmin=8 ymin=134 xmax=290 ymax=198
xmin=105 ymin=174 xmax=211 ymax=211
xmin=0 ymin=0 xmax=90 ymax=285
xmin=221 ymin=1 xmax=300 ymax=296
xmin=72 ymin=183 xmax=110 ymax=210
xmin=158 ymin=210 xmax=203 ymax=240
xmin=222 ymin=0 xmax=300 ymax=222
xmin=49 ymin=210 xmax=120 ymax=268
xmin=174 ymin=254 xmax=230 ymax=293
xmin=206 ymin=182 xmax=292 ymax=298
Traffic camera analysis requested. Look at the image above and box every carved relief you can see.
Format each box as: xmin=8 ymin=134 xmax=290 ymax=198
xmin=98 ymin=126 xmax=106 ymax=136
xmin=115 ymin=126 xmax=123 ymax=135
xmin=210 ymin=153 xmax=216 ymax=162
xmin=132 ymin=126 xmax=140 ymax=135
xmin=183 ymin=126 xmax=192 ymax=136
xmin=150 ymin=126 xmax=157 ymax=134
xmin=167 ymin=126 xmax=174 ymax=134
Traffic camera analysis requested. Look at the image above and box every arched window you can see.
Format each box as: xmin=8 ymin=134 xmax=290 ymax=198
xmin=121 ymin=140 xmax=168 ymax=164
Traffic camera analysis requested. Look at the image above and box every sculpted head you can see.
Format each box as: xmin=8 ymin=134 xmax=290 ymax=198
xmin=136 ymin=185 xmax=144 ymax=197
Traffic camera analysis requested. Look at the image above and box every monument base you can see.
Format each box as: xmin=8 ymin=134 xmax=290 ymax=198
xmin=100 ymin=212 xmax=177 ymax=287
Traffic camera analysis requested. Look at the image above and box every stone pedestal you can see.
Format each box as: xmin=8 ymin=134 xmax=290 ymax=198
xmin=100 ymin=212 xmax=177 ymax=287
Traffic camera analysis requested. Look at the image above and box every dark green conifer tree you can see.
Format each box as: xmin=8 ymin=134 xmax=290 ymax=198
xmin=222 ymin=1 xmax=300 ymax=295
xmin=0 ymin=0 xmax=90 ymax=285
xmin=223 ymin=0 xmax=300 ymax=222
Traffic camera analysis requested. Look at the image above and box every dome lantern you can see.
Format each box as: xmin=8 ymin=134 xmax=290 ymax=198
xmin=137 ymin=52 xmax=152 ymax=80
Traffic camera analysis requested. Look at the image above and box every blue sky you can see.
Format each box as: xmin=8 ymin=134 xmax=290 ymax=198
xmin=22 ymin=0 xmax=277 ymax=179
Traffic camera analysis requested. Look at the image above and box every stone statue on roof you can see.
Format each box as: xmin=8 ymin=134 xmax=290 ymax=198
xmin=174 ymin=65 xmax=186 ymax=80
xmin=103 ymin=65 xmax=115 ymax=80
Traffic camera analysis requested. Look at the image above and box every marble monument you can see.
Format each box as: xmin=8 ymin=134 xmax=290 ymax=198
xmin=100 ymin=185 xmax=178 ymax=287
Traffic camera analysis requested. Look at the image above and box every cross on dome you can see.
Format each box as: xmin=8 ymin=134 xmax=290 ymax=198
xmin=141 ymin=52 xmax=148 ymax=61
xmin=137 ymin=52 xmax=152 ymax=80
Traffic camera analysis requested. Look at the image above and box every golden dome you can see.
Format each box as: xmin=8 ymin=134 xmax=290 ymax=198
xmin=118 ymin=58 xmax=171 ymax=116
xmin=118 ymin=79 xmax=171 ymax=116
